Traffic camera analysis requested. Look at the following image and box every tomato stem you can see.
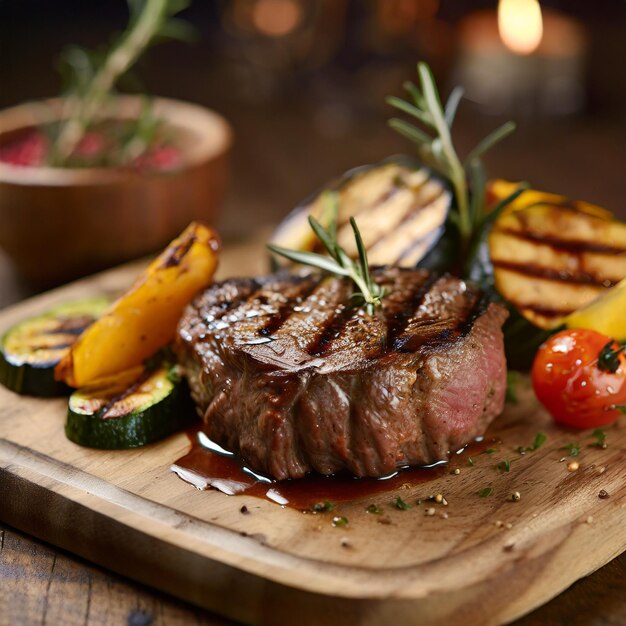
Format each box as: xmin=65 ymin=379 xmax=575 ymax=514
xmin=597 ymin=340 xmax=626 ymax=373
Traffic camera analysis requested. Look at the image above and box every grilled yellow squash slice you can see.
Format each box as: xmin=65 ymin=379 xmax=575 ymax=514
xmin=55 ymin=222 xmax=220 ymax=388
xmin=488 ymin=180 xmax=626 ymax=330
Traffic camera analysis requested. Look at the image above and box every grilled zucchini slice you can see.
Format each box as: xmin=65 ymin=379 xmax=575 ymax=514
xmin=270 ymin=158 xmax=451 ymax=268
xmin=66 ymin=364 xmax=196 ymax=449
xmin=488 ymin=180 xmax=626 ymax=330
xmin=0 ymin=296 xmax=111 ymax=396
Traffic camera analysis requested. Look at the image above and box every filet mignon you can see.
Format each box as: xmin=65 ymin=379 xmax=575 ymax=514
xmin=176 ymin=268 xmax=508 ymax=480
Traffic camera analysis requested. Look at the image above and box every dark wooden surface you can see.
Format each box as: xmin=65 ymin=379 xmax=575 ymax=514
xmin=1 ymin=100 xmax=626 ymax=626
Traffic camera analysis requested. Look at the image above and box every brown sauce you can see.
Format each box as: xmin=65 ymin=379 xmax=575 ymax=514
xmin=171 ymin=423 xmax=496 ymax=510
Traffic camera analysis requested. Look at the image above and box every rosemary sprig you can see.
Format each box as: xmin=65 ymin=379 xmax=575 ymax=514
xmin=387 ymin=62 xmax=516 ymax=248
xmin=267 ymin=192 xmax=385 ymax=314
xmin=53 ymin=0 xmax=191 ymax=164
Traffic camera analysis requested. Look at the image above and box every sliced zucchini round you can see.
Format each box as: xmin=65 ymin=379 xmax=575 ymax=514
xmin=0 ymin=296 xmax=111 ymax=396
xmin=66 ymin=365 xmax=197 ymax=449
xmin=270 ymin=157 xmax=451 ymax=269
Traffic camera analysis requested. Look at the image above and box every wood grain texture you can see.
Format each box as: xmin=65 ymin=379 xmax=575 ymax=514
xmin=0 ymin=240 xmax=625 ymax=626
xmin=1 ymin=524 xmax=625 ymax=626
xmin=0 ymin=523 xmax=235 ymax=626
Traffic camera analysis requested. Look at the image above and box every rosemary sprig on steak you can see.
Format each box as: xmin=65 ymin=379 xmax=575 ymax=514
xmin=387 ymin=62 xmax=516 ymax=248
xmin=267 ymin=192 xmax=385 ymax=314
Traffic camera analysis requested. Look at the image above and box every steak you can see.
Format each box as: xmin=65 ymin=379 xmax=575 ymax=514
xmin=176 ymin=268 xmax=508 ymax=480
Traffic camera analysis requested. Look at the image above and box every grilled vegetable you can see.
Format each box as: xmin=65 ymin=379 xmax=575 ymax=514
xmin=270 ymin=158 xmax=451 ymax=268
xmin=0 ymin=296 xmax=110 ymax=396
xmin=488 ymin=180 xmax=626 ymax=330
xmin=66 ymin=364 xmax=197 ymax=449
xmin=566 ymin=277 xmax=626 ymax=341
xmin=55 ymin=221 xmax=220 ymax=388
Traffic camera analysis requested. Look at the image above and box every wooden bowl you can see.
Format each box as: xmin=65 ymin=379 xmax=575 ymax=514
xmin=0 ymin=96 xmax=231 ymax=287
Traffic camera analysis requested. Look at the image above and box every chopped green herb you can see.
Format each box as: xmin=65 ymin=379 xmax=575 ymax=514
xmin=331 ymin=516 xmax=348 ymax=527
xmin=561 ymin=443 xmax=580 ymax=457
xmin=394 ymin=496 xmax=413 ymax=510
xmin=497 ymin=460 xmax=511 ymax=473
xmin=616 ymin=405 xmax=626 ymax=415
xmin=467 ymin=457 xmax=475 ymax=466
xmin=517 ymin=432 xmax=547 ymax=453
xmin=311 ymin=500 xmax=335 ymax=513
xmin=590 ymin=429 xmax=607 ymax=448
xmin=483 ymin=448 xmax=497 ymax=455
xmin=366 ymin=504 xmax=383 ymax=515
xmin=478 ymin=487 xmax=493 ymax=498
xmin=505 ymin=371 xmax=519 ymax=404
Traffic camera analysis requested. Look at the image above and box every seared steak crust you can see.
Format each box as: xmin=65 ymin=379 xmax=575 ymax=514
xmin=176 ymin=268 xmax=508 ymax=479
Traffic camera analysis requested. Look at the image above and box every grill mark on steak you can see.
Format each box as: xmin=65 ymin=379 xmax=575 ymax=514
xmin=426 ymin=290 xmax=484 ymax=351
xmin=308 ymin=302 xmax=358 ymax=357
xmin=259 ymin=278 xmax=320 ymax=336
xmin=384 ymin=272 xmax=442 ymax=350
xmin=390 ymin=278 xmax=481 ymax=354
xmin=458 ymin=293 xmax=492 ymax=335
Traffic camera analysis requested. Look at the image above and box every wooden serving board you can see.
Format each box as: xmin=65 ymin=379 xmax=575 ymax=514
xmin=1 ymin=241 xmax=625 ymax=626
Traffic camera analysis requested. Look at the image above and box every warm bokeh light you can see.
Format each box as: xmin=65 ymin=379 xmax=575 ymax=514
xmin=498 ymin=0 xmax=543 ymax=55
xmin=252 ymin=0 xmax=302 ymax=37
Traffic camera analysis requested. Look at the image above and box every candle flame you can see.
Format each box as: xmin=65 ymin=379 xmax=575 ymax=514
xmin=498 ymin=0 xmax=543 ymax=55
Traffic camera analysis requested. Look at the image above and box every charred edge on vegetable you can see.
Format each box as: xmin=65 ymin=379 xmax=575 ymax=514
xmin=494 ymin=226 xmax=626 ymax=256
xmin=66 ymin=375 xmax=197 ymax=449
xmin=307 ymin=164 xmax=429 ymax=254
xmin=508 ymin=303 xmax=580 ymax=320
xmin=363 ymin=187 xmax=446 ymax=256
xmin=43 ymin=315 xmax=95 ymax=336
xmin=396 ymin=228 xmax=443 ymax=266
xmin=492 ymin=260 xmax=617 ymax=288
xmin=161 ymin=235 xmax=197 ymax=269
xmin=97 ymin=369 xmax=153 ymax=420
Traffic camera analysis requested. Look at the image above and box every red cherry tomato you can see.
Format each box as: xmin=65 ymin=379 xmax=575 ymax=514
xmin=531 ymin=329 xmax=626 ymax=428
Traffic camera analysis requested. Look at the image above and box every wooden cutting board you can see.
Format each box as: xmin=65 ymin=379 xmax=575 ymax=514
xmin=1 ymin=241 xmax=625 ymax=626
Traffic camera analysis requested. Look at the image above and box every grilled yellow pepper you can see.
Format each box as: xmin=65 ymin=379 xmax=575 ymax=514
xmin=55 ymin=222 xmax=220 ymax=388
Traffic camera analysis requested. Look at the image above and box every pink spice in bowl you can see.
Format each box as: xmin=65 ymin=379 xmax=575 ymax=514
xmin=0 ymin=96 xmax=231 ymax=286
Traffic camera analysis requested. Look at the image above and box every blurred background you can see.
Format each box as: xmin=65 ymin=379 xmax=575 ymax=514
xmin=1 ymin=0 xmax=625 ymax=302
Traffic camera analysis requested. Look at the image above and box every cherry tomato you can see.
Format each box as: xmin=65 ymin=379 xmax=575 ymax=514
xmin=531 ymin=328 xmax=626 ymax=428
